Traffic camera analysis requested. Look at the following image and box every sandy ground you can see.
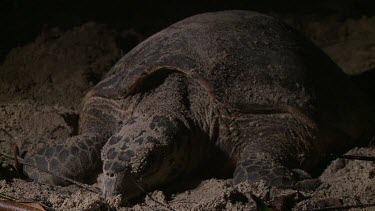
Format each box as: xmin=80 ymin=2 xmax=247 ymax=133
xmin=0 ymin=14 xmax=374 ymax=210
xmin=286 ymin=15 xmax=375 ymax=75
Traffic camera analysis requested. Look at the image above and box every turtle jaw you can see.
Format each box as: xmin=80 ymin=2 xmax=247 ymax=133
xmin=102 ymin=143 xmax=188 ymax=200
xmin=103 ymin=171 xmax=124 ymax=198
xmin=101 ymin=144 xmax=169 ymax=200
xmin=103 ymin=170 xmax=142 ymax=200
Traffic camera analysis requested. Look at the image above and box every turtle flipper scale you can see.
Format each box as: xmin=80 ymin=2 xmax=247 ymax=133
xmin=233 ymin=152 xmax=296 ymax=188
xmin=23 ymin=95 xmax=123 ymax=185
xmin=222 ymin=111 xmax=316 ymax=188
xmin=23 ymin=133 xmax=103 ymax=185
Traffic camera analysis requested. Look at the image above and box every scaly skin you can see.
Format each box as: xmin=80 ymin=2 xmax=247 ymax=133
xmin=24 ymin=95 xmax=124 ymax=185
xmin=23 ymin=11 xmax=375 ymax=201
xmin=101 ymin=73 xmax=199 ymax=198
xmin=220 ymin=111 xmax=317 ymax=187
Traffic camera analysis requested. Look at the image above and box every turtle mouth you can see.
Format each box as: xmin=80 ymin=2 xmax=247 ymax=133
xmin=103 ymin=171 xmax=142 ymax=199
xmin=103 ymin=171 xmax=122 ymax=198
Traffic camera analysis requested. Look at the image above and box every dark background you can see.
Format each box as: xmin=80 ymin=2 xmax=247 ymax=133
xmin=1 ymin=0 xmax=375 ymax=62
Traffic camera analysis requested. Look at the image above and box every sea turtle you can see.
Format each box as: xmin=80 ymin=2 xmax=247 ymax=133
xmin=23 ymin=10 xmax=375 ymax=200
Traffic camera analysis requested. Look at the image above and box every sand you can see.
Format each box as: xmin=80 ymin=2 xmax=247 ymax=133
xmin=0 ymin=14 xmax=374 ymax=211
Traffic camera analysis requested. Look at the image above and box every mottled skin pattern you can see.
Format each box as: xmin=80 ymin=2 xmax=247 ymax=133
xmin=24 ymin=11 xmax=375 ymax=200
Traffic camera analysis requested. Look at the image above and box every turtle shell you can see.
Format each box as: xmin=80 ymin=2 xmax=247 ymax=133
xmin=92 ymin=10 xmax=373 ymax=140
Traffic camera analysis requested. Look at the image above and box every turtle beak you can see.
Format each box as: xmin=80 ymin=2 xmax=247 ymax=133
xmin=102 ymin=170 xmax=143 ymax=200
xmin=103 ymin=172 xmax=118 ymax=198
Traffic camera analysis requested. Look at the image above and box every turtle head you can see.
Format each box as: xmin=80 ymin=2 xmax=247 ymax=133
xmin=102 ymin=115 xmax=191 ymax=200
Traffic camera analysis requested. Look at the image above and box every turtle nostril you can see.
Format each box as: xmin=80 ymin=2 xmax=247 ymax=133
xmin=106 ymin=172 xmax=115 ymax=177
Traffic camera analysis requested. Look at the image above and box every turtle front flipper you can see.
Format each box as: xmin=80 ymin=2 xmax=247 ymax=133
xmin=233 ymin=144 xmax=297 ymax=188
xmin=221 ymin=111 xmax=318 ymax=188
xmin=23 ymin=93 xmax=124 ymax=185
xmin=23 ymin=133 xmax=103 ymax=185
